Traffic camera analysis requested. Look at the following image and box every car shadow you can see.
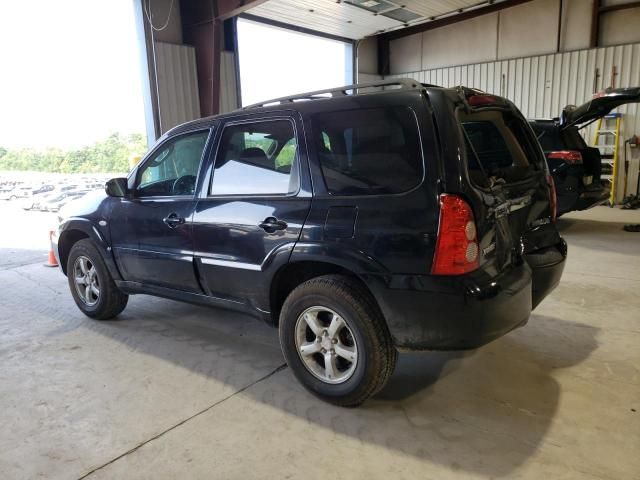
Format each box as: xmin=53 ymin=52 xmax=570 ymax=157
xmin=72 ymin=296 xmax=599 ymax=478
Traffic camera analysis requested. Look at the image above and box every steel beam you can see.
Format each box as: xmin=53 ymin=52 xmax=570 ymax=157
xmin=590 ymin=0 xmax=601 ymax=48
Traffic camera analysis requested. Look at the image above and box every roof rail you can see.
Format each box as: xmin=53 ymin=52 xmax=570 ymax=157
xmin=241 ymin=78 xmax=429 ymax=110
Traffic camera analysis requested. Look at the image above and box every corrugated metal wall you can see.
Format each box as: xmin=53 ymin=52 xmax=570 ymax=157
xmin=219 ymin=51 xmax=239 ymax=114
xmin=387 ymin=43 xmax=640 ymax=199
xmin=154 ymin=42 xmax=201 ymax=134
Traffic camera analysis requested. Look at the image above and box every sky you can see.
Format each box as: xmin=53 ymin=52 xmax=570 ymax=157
xmin=237 ymin=19 xmax=352 ymax=107
xmin=0 ymin=1 xmax=145 ymax=150
xmin=0 ymin=5 xmax=350 ymax=150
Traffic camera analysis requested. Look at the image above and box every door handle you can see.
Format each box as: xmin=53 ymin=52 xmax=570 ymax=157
xmin=258 ymin=217 xmax=287 ymax=233
xmin=163 ymin=213 xmax=185 ymax=228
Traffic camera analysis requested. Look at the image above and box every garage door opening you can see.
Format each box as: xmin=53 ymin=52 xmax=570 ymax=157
xmin=237 ymin=18 xmax=353 ymax=107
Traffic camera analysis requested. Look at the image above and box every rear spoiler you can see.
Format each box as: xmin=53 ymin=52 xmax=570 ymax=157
xmin=456 ymin=87 xmax=510 ymax=110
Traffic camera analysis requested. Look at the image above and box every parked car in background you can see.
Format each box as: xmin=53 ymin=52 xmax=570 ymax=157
xmin=53 ymin=80 xmax=566 ymax=406
xmin=0 ymin=188 xmax=19 ymax=201
xmin=15 ymin=186 xmax=35 ymax=199
xmin=28 ymin=191 xmax=62 ymax=211
xmin=0 ymin=185 xmax=32 ymax=200
xmin=529 ymin=87 xmax=640 ymax=216
xmin=23 ymin=184 xmax=85 ymax=210
xmin=22 ymin=191 xmax=51 ymax=210
xmin=44 ymin=190 xmax=89 ymax=212
xmin=33 ymin=184 xmax=55 ymax=195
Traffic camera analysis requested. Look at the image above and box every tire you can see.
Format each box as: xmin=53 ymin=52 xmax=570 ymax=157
xmin=67 ymin=239 xmax=128 ymax=320
xmin=279 ymin=274 xmax=397 ymax=407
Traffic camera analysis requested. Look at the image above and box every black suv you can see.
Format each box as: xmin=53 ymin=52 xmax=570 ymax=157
xmin=54 ymin=79 xmax=566 ymax=406
xmin=529 ymin=87 xmax=640 ymax=216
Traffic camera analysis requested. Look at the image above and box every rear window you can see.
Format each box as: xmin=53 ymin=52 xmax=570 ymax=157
xmin=530 ymin=123 xmax=563 ymax=152
xmin=461 ymin=110 xmax=539 ymax=185
xmin=462 ymin=121 xmax=513 ymax=170
xmin=312 ymin=107 xmax=423 ymax=195
xmin=562 ymin=126 xmax=588 ymax=150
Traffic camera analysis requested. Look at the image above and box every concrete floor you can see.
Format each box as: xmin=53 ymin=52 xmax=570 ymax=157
xmin=0 ymin=205 xmax=639 ymax=479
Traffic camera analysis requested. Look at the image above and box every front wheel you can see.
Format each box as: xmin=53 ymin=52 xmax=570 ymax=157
xmin=279 ymin=274 xmax=397 ymax=407
xmin=67 ymin=239 xmax=128 ymax=320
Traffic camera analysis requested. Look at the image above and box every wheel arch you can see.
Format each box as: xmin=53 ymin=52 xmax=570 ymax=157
xmin=269 ymin=250 xmax=387 ymax=326
xmin=58 ymin=219 xmax=121 ymax=280
xmin=58 ymin=229 xmax=90 ymax=274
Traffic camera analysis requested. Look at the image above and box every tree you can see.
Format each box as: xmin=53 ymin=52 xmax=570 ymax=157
xmin=0 ymin=133 xmax=148 ymax=174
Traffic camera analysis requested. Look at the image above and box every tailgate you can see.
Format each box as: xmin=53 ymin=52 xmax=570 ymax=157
xmin=457 ymin=101 xmax=559 ymax=274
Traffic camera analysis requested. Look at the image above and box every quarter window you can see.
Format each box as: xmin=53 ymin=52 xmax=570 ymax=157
xmin=136 ymin=131 xmax=209 ymax=197
xmin=211 ymin=120 xmax=299 ymax=196
xmin=312 ymin=107 xmax=423 ymax=195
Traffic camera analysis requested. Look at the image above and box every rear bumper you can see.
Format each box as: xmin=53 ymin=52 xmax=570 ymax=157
xmin=365 ymin=241 xmax=566 ymax=351
xmin=525 ymin=239 xmax=567 ymax=309
xmin=575 ymin=187 xmax=610 ymax=210
xmin=554 ymin=165 xmax=609 ymax=214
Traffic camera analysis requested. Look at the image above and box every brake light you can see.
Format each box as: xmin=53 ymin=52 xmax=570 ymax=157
xmin=547 ymin=150 xmax=582 ymax=163
xmin=547 ymin=175 xmax=557 ymax=222
xmin=431 ymin=194 xmax=480 ymax=275
xmin=467 ymin=94 xmax=499 ymax=106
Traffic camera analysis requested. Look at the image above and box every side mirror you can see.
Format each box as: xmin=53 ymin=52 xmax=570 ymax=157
xmin=105 ymin=177 xmax=128 ymax=198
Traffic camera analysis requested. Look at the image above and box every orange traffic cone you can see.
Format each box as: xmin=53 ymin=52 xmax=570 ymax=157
xmin=44 ymin=230 xmax=59 ymax=268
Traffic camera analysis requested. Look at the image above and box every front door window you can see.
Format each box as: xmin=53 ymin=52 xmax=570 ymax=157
xmin=136 ymin=131 xmax=209 ymax=197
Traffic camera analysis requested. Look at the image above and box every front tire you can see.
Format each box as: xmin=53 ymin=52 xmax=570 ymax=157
xmin=279 ymin=274 xmax=397 ymax=407
xmin=67 ymin=239 xmax=128 ymax=320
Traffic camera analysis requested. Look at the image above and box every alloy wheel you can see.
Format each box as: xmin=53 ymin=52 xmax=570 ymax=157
xmin=294 ymin=306 xmax=358 ymax=384
xmin=73 ymin=255 xmax=100 ymax=306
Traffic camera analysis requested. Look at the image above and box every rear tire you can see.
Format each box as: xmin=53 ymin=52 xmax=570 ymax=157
xmin=67 ymin=239 xmax=128 ymax=320
xmin=279 ymin=274 xmax=397 ymax=407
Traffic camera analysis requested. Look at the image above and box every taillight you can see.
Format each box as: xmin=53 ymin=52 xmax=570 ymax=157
xmin=431 ymin=194 xmax=480 ymax=275
xmin=547 ymin=150 xmax=582 ymax=163
xmin=547 ymin=174 xmax=557 ymax=221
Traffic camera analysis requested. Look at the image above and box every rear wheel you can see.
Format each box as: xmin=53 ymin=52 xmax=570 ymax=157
xmin=67 ymin=239 xmax=128 ymax=320
xmin=279 ymin=274 xmax=397 ymax=407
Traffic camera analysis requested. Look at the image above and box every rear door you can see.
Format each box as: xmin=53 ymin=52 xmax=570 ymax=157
xmin=191 ymin=113 xmax=311 ymax=310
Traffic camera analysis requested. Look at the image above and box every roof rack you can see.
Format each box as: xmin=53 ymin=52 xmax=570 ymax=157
xmin=241 ymin=78 xmax=430 ymax=110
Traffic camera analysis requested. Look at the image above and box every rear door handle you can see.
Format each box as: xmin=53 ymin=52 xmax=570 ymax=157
xmin=163 ymin=213 xmax=185 ymax=228
xmin=259 ymin=216 xmax=287 ymax=233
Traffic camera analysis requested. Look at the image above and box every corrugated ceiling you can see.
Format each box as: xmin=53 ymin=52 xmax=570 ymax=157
xmin=246 ymin=0 xmax=506 ymax=40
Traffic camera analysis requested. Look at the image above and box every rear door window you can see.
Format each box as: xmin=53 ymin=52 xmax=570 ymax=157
xmin=312 ymin=107 xmax=423 ymax=195
xmin=210 ymin=119 xmax=299 ymax=196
